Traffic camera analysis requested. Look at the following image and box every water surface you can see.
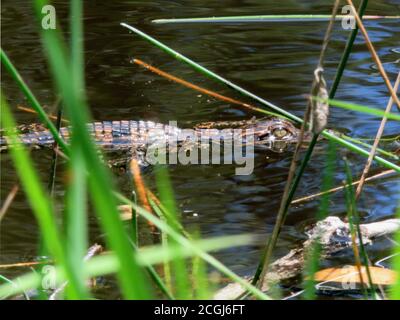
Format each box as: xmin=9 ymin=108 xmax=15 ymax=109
xmin=1 ymin=0 xmax=399 ymax=298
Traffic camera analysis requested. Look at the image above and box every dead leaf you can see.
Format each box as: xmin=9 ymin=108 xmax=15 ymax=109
xmin=313 ymin=265 xmax=396 ymax=286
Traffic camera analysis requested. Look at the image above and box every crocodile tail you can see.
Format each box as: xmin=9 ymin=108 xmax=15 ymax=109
xmin=0 ymin=130 xmax=56 ymax=151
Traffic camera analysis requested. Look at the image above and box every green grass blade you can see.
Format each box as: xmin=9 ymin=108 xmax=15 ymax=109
xmin=303 ymin=243 xmax=321 ymax=300
xmin=152 ymin=14 xmax=400 ymax=24
xmin=61 ymin=0 xmax=89 ymax=299
xmin=324 ymin=130 xmax=399 ymax=172
xmin=315 ymin=97 xmax=400 ymax=121
xmin=339 ymin=134 xmax=398 ymax=160
xmin=0 ymin=272 xmax=42 ymax=300
xmin=129 ymin=239 xmax=175 ymax=300
xmin=303 ymin=141 xmax=337 ymax=299
xmin=149 ymin=199 xmax=173 ymax=294
xmin=130 ymin=191 xmax=139 ymax=246
xmin=137 ymin=234 xmax=256 ymax=265
xmin=64 ymin=147 xmax=89 ymax=299
xmin=0 ymin=49 xmax=69 ymax=154
xmin=70 ymin=0 xmax=84 ymax=91
xmin=330 ymin=0 xmax=369 ymax=98
xmin=390 ymin=205 xmax=400 ymax=299
xmin=155 ymin=166 xmax=191 ymax=299
xmin=344 ymin=159 xmax=378 ymax=299
xmin=191 ymin=230 xmax=211 ymax=299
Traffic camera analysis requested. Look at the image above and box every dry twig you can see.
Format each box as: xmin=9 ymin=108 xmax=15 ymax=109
xmin=355 ymin=72 xmax=400 ymax=199
xmin=0 ymin=185 xmax=19 ymax=222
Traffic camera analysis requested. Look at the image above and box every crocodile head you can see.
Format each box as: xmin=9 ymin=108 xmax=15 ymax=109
xmin=243 ymin=118 xmax=304 ymax=153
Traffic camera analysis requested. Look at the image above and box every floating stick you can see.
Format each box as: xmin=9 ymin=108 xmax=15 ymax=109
xmin=152 ymin=14 xmax=400 ymax=24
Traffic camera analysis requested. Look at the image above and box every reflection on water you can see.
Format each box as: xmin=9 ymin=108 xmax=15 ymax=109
xmin=1 ymin=0 xmax=399 ymax=298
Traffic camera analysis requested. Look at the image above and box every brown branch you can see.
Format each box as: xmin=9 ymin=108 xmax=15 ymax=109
xmin=17 ymin=105 xmax=69 ymax=124
xmin=130 ymin=158 xmax=154 ymax=229
xmin=292 ymin=169 xmax=396 ymax=204
xmin=0 ymin=185 xmax=19 ymax=222
xmin=0 ymin=260 xmax=50 ymax=269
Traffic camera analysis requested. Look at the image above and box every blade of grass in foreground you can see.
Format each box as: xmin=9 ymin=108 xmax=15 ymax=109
xmin=315 ymin=96 xmax=400 ymax=122
xmin=390 ymin=205 xmax=400 ymax=299
xmin=1 ymin=94 xmax=86 ymax=299
xmin=63 ymin=0 xmax=88 ymax=299
xmin=344 ymin=159 xmax=377 ymax=299
xmin=149 ymin=199 xmax=173 ymax=294
xmin=339 ymin=134 xmax=398 ymax=161
xmin=130 ymin=239 xmax=175 ymax=300
xmin=130 ymin=191 xmax=139 ymax=246
xmin=64 ymin=147 xmax=88 ymax=299
xmin=0 ymin=49 xmax=69 ymax=154
xmin=152 ymin=15 xmax=400 ymax=24
xmin=191 ymin=230 xmax=211 ymax=299
xmin=155 ymin=166 xmax=191 ymax=299
xmin=33 ymin=0 xmax=151 ymax=299
xmin=303 ymin=141 xmax=337 ymax=299
xmin=120 ymin=23 xmax=398 ymax=172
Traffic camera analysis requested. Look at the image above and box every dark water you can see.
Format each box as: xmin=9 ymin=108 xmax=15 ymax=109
xmin=1 ymin=1 xmax=399 ymax=298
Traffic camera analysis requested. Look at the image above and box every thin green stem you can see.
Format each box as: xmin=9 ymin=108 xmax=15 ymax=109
xmin=344 ymin=159 xmax=377 ymax=299
xmin=0 ymin=49 xmax=69 ymax=154
xmin=155 ymin=166 xmax=191 ymax=299
xmin=329 ymin=0 xmax=369 ymax=98
xmin=152 ymin=14 xmax=399 ymax=24
xmin=129 ymin=239 xmax=175 ymax=300
xmin=340 ymin=134 xmax=398 ymax=160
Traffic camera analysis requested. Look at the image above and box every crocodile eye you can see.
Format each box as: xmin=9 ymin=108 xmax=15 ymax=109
xmin=272 ymin=128 xmax=288 ymax=139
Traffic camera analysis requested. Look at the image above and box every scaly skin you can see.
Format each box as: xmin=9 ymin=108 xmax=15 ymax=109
xmin=1 ymin=117 xmax=302 ymax=153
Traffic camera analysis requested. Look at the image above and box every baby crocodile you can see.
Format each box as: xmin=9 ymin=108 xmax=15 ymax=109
xmin=1 ymin=117 xmax=302 ymax=154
